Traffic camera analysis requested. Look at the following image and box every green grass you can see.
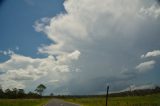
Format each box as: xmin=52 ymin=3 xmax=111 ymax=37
xmin=64 ymin=94 xmax=160 ymax=106
xmin=0 ymin=99 xmax=50 ymax=106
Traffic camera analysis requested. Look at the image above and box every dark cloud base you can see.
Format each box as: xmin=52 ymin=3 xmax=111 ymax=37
xmin=157 ymin=0 xmax=160 ymax=4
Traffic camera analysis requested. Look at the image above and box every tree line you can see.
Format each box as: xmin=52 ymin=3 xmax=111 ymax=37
xmin=54 ymin=86 xmax=160 ymax=99
xmin=0 ymin=84 xmax=47 ymax=99
xmin=110 ymin=86 xmax=160 ymax=97
xmin=0 ymin=84 xmax=160 ymax=99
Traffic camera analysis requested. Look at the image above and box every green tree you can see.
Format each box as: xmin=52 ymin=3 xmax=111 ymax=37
xmin=0 ymin=85 xmax=4 ymax=98
xmin=12 ymin=88 xmax=18 ymax=98
xmin=5 ymin=89 xmax=12 ymax=98
xmin=35 ymin=84 xmax=46 ymax=96
xmin=17 ymin=89 xmax=25 ymax=98
xmin=50 ymin=93 xmax=54 ymax=97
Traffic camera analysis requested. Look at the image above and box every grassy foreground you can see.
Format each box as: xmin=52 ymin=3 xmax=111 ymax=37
xmin=64 ymin=94 xmax=160 ymax=106
xmin=0 ymin=99 xmax=50 ymax=106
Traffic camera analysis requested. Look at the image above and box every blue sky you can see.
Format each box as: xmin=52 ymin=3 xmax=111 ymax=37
xmin=0 ymin=0 xmax=160 ymax=95
xmin=0 ymin=0 xmax=64 ymax=61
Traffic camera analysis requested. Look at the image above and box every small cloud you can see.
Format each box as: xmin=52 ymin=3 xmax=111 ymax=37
xmin=136 ymin=60 xmax=156 ymax=72
xmin=33 ymin=17 xmax=50 ymax=32
xmin=0 ymin=49 xmax=15 ymax=56
xmin=47 ymin=80 xmax=59 ymax=84
xmin=68 ymin=50 xmax=81 ymax=60
xmin=33 ymin=21 xmax=46 ymax=32
xmin=3 ymin=51 xmax=7 ymax=55
xmin=141 ymin=50 xmax=160 ymax=58
xmin=139 ymin=4 xmax=160 ymax=19
xmin=16 ymin=46 xmax=19 ymax=51
xmin=121 ymin=84 xmax=155 ymax=92
xmin=8 ymin=49 xmax=14 ymax=55
xmin=74 ymin=68 xmax=81 ymax=72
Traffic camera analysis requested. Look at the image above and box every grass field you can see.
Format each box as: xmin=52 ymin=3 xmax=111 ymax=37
xmin=0 ymin=99 xmax=50 ymax=106
xmin=64 ymin=94 xmax=160 ymax=106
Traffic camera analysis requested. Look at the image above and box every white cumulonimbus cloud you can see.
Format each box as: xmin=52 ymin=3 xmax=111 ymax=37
xmin=0 ymin=0 xmax=160 ymax=94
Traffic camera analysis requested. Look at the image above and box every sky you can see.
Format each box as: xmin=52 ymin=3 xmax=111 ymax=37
xmin=0 ymin=0 xmax=160 ymax=95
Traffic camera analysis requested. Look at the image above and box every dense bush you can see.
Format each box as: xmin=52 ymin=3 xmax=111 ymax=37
xmin=0 ymin=88 xmax=40 ymax=99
